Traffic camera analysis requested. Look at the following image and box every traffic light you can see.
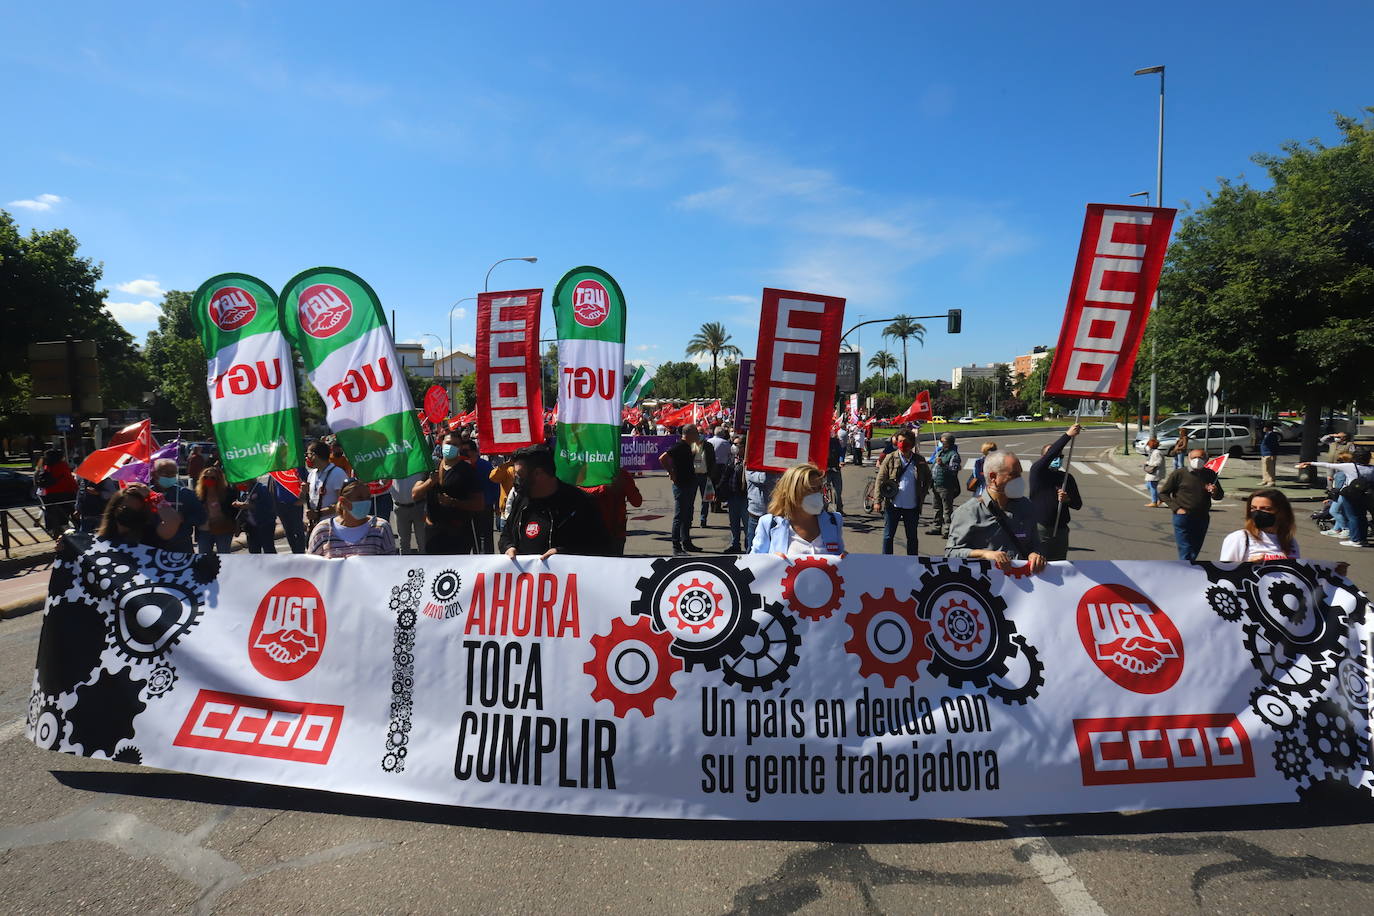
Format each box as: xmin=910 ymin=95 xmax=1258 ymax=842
xmin=947 ymin=309 xmax=962 ymax=334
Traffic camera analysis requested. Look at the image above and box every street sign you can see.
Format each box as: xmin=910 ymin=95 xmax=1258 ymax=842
xmin=1205 ymin=395 xmax=1220 ymax=416
xmin=55 ymin=414 xmax=72 ymax=432
xmin=1206 ymin=371 xmax=1221 ymax=395
xmin=836 ymin=352 xmax=860 ymax=395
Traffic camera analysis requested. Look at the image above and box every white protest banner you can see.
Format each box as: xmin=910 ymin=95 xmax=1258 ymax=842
xmin=476 ymin=289 xmax=545 ymax=454
xmin=746 ymin=288 xmax=845 ymax=472
xmin=28 ymin=543 xmax=1373 ymax=820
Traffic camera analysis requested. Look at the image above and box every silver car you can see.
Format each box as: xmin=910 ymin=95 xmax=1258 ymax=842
xmin=1136 ymin=423 xmax=1252 ymax=459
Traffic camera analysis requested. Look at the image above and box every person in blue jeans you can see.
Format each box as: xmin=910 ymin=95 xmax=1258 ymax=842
xmin=1300 ymin=451 xmax=1373 ymax=547
xmin=876 ymin=430 xmax=931 ymax=555
xmin=1158 ymin=448 xmax=1224 ymax=561
xmin=659 ymin=426 xmax=706 ymax=554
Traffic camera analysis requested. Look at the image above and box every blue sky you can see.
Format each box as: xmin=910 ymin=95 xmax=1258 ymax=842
xmin=4 ymin=1 xmax=1370 ymax=384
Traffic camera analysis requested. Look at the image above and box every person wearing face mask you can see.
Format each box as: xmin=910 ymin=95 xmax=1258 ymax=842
xmin=458 ymin=439 xmax=498 ymax=553
xmin=1158 ymin=448 xmax=1224 ymax=561
xmin=1027 ymin=424 xmax=1084 ymax=562
xmin=944 ymin=450 xmax=1047 ymax=572
xmin=97 ymin=484 xmax=168 ymax=547
xmin=148 ymin=458 xmax=205 ymax=554
xmin=500 ymin=444 xmax=611 ymax=558
xmin=875 ymin=430 xmax=931 ymax=555
xmin=659 ymin=425 xmax=711 ymax=554
xmin=716 ymin=436 xmax=749 ymax=553
xmin=750 ymin=463 xmax=845 ymax=556
xmin=305 ymin=440 xmax=347 ymax=530
xmin=1298 ymin=449 xmax=1374 ymax=547
xmin=195 ymin=466 xmax=239 ymax=555
xmin=927 ymin=433 xmax=963 ymax=538
xmin=308 ymin=480 xmax=397 ymax=557
xmin=1218 ymin=489 xmax=1301 ymax=563
xmin=413 ymin=431 xmax=485 ymax=554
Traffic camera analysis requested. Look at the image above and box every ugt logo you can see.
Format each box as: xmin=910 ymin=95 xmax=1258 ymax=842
xmin=572 ymin=279 xmax=609 ymax=328
xmin=208 ymin=287 xmax=258 ymax=331
xmin=1076 ymin=584 xmax=1184 ymax=694
xmin=298 ymin=283 xmax=353 ymax=339
xmin=250 ymin=578 xmax=327 ymax=681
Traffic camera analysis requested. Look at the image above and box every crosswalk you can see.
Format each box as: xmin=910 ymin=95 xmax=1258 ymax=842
xmin=1067 ymin=461 xmax=1129 ymax=477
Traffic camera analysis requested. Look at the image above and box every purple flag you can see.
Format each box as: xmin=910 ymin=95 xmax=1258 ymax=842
xmin=111 ymin=440 xmax=181 ymax=484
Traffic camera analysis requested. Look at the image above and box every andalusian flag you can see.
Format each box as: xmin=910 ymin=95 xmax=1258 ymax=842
xmin=190 ymin=274 xmax=302 ymax=482
xmin=279 ymin=268 xmax=429 ymax=481
xmin=553 ymin=266 xmax=626 ymax=486
xmin=623 ymin=364 xmax=654 ymax=405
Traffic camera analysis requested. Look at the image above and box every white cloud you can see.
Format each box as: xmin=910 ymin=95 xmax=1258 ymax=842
xmin=105 ymin=300 xmax=161 ymax=328
xmin=710 ymin=294 xmax=755 ymax=305
xmin=115 ymin=277 xmax=167 ymax=298
xmin=451 ymin=307 xmax=468 ymax=320
xmin=7 ymin=193 xmax=63 ymax=212
xmin=635 ymin=344 xmax=660 ymax=352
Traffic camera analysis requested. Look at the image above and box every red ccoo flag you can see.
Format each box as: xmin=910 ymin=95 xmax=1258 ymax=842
xmin=910 ymin=390 xmax=934 ymax=421
xmin=74 ymin=419 xmax=156 ymax=483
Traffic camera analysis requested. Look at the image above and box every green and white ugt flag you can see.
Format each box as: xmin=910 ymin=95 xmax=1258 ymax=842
xmin=553 ymin=266 xmax=626 ymax=486
xmin=279 ymin=267 xmax=429 ymax=481
xmin=190 ymin=273 xmax=303 ymax=481
xmin=623 ymin=363 xmax=654 ymax=405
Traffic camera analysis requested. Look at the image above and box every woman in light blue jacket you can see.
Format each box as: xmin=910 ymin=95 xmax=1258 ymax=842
xmin=750 ymin=463 xmax=845 ymax=556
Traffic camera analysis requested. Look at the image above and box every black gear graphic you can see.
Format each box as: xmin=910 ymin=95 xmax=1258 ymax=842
xmin=389 ymin=593 xmax=404 ymax=611
xmin=145 ymin=665 xmax=177 ymax=698
xmin=68 ymin=668 xmax=147 ymax=757
xmin=1205 ymin=585 xmax=1245 ymax=622
xmin=630 ymin=557 xmax=759 ymax=671
xmin=112 ymin=745 xmax=143 ymax=765
xmin=1304 ymin=700 xmax=1363 ymax=771
xmin=1336 ymin=649 xmax=1372 ymax=711
xmin=190 ymin=553 xmax=220 ymax=585
xmin=722 ymin=603 xmax=802 ymax=692
xmin=915 ymin=564 xmax=1016 ymax=689
xmin=148 ymin=548 xmax=195 ymax=575
xmin=108 ymin=582 xmax=203 ymax=662
xmin=382 ymin=752 xmax=400 ymax=772
xmin=432 ymin=569 xmax=461 ymax=603
xmin=1272 ymin=734 xmax=1311 ymax=782
xmin=1242 ymin=623 xmax=1331 ymax=697
xmin=1196 ymin=560 xmax=1250 ymax=589
xmin=35 ymin=597 xmax=109 ymax=697
xmin=986 ymin=634 xmax=1046 ymax=705
xmin=80 ymin=549 xmax=140 ymax=598
xmin=398 ymin=609 xmax=417 ymax=629
xmin=1249 ymin=687 xmax=1298 ymax=730
xmin=397 ymin=629 xmax=415 ymax=649
xmin=30 ymin=698 xmax=66 ymax=751
xmin=1266 ymin=579 xmax=1307 ymax=624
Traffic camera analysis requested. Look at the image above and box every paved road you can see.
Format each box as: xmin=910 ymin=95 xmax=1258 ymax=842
xmin=4 ymin=427 xmax=1374 ymax=914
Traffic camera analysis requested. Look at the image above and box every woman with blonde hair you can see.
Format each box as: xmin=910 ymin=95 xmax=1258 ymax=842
xmin=749 ymin=463 xmax=844 ymax=556
xmin=308 ymin=479 xmax=398 ymax=557
xmin=195 ymin=466 xmax=239 ymax=554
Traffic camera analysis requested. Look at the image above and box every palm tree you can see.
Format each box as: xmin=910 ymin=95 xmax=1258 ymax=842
xmin=868 ymin=350 xmax=898 ymax=393
xmin=685 ymin=321 xmax=743 ymax=397
xmin=882 ymin=316 xmax=926 ymax=394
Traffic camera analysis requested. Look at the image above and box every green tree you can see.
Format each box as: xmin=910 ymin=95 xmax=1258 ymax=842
xmin=0 ymin=209 xmax=149 ymax=435
xmin=1151 ymin=110 xmax=1374 ymax=475
xmin=457 ymin=372 xmax=477 ymax=413
xmin=867 ymin=350 xmax=898 ymax=393
xmin=144 ymin=290 xmax=211 ymax=430
xmin=651 ymin=360 xmax=707 ymax=400
xmin=541 ymin=343 xmax=559 ymax=412
xmin=684 ymin=321 xmax=742 ymax=397
xmin=882 ymin=316 xmax=926 ymax=391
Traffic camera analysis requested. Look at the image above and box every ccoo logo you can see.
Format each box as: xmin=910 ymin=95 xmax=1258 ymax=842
xmin=208 ymin=287 xmax=258 ymax=332
xmin=298 ymin=283 xmax=353 ymax=339
xmin=571 ymin=279 xmax=609 ymax=328
xmin=1077 ymin=584 xmax=1184 ymax=694
xmin=250 ymin=577 xmax=327 ymax=681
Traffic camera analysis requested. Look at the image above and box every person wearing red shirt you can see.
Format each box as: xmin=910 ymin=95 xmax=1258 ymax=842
xmin=583 ymin=468 xmax=643 ymax=557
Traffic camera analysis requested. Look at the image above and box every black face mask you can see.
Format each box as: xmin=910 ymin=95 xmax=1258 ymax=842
xmin=1251 ymin=510 xmax=1277 ymax=529
xmin=117 ymin=508 xmax=149 ymax=530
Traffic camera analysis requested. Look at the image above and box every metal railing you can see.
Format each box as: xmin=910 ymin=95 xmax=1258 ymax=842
xmin=1 ymin=500 xmax=72 ymax=558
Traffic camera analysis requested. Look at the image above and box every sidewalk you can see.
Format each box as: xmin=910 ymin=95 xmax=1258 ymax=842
xmin=1099 ymin=446 xmax=1329 ymax=503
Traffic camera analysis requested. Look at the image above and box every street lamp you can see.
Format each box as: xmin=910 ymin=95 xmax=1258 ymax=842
xmin=484 ymin=256 xmax=538 ymax=292
xmin=446 ymin=296 xmax=478 ymax=406
xmin=1135 ymin=65 xmax=1165 ymax=437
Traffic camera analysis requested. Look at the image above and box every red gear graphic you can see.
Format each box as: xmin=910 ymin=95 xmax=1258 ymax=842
xmin=780 ymin=557 xmax=845 ymax=620
xmin=936 ymin=597 xmax=987 ymax=652
xmin=668 ymin=578 xmax=727 ymax=634
xmin=584 ymin=616 xmax=683 ymax=718
xmin=1004 ymin=561 xmax=1035 ymax=579
xmin=844 ymin=588 xmax=932 ymax=687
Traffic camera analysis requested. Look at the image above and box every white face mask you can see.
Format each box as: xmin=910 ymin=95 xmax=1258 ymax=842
xmin=999 ymin=476 xmax=1026 ymax=499
xmin=801 ymin=492 xmax=825 ymax=515
xmin=1189 ymin=457 xmax=1204 ymax=469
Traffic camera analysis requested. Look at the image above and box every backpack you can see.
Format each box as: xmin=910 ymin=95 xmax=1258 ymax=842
xmin=1340 ymin=465 xmax=1373 ymax=510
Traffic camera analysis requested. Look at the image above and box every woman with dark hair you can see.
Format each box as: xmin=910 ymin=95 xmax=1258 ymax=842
xmin=308 ymin=479 xmax=397 ymax=557
xmin=97 ymin=484 xmax=165 ymax=547
xmin=195 ymin=467 xmax=238 ymax=554
xmin=1218 ymin=488 xmax=1299 ymax=563
xmin=35 ymin=448 xmax=78 ymax=537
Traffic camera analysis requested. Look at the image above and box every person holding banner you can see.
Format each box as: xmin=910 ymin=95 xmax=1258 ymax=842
xmin=749 ymin=463 xmax=845 ymax=556
xmin=307 ymin=480 xmax=397 ymax=558
xmin=1159 ymin=449 xmax=1224 ymax=561
xmin=500 ymin=444 xmax=611 ymax=558
xmin=150 ymin=458 xmax=205 ymax=554
xmin=96 ymin=483 xmax=163 ymax=547
xmin=414 ymin=432 xmax=486 ymax=555
xmin=944 ymin=451 xmax=1046 ymax=572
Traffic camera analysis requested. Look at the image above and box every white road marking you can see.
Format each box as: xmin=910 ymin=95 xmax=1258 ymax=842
xmin=1004 ymin=817 xmax=1107 ymax=916
xmin=1099 ymin=463 xmax=1127 ymax=477
xmin=1072 ymin=463 xmax=1097 ymax=475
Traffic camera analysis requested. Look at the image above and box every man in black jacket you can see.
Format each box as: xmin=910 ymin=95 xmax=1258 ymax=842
xmin=1159 ymin=448 xmax=1224 ymax=561
xmin=1028 ymin=424 xmax=1083 ymax=561
xmin=500 ymin=444 xmax=611 ymax=558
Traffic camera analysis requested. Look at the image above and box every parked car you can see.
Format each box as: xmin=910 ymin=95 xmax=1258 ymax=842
xmin=931 ymin=416 xmax=947 ymax=424
xmin=0 ymin=468 xmax=35 ymax=508
xmin=1274 ymin=418 xmax=1304 ymax=442
xmin=990 ymin=415 xmax=1011 ymax=422
xmin=1135 ymin=423 xmax=1251 ymax=459
xmin=956 ymin=416 xmax=978 ymax=424
xmin=1133 ymin=414 xmax=1206 ymax=452
xmin=1014 ymin=415 xmax=1034 ymax=422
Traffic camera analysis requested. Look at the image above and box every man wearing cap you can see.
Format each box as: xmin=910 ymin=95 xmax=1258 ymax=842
xmin=926 ymin=433 xmax=963 ymax=538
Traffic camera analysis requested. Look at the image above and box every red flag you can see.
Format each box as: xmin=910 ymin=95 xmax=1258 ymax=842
xmin=746 ymin=288 xmax=846 ymax=472
xmin=1205 ymin=454 xmax=1227 ymax=475
xmin=269 ymin=469 xmax=303 ymax=498
xmin=1045 ymin=204 xmax=1177 ymax=401
xmin=907 ymin=390 xmax=934 ymax=422
xmin=74 ymin=419 xmax=155 ymax=483
xmin=476 ymin=289 xmax=544 ymax=453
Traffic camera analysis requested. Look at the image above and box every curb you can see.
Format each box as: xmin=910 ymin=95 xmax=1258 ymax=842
xmin=1 ymin=595 xmax=44 ymax=620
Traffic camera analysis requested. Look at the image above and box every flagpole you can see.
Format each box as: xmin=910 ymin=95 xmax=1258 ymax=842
xmin=1050 ymin=399 xmax=1085 ymax=535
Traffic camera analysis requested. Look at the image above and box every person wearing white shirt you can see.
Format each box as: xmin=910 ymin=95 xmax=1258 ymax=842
xmin=750 ymin=463 xmax=845 ymax=556
xmin=1218 ymin=489 xmax=1302 ymax=562
xmin=305 ymin=440 xmax=348 ymax=529
xmin=390 ymin=470 xmax=430 ymax=554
